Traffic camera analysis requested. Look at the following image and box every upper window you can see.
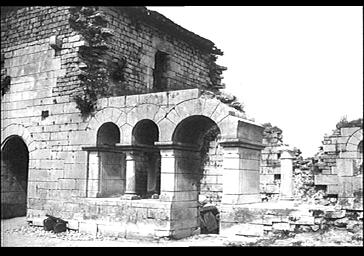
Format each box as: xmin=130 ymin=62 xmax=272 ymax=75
xmin=153 ymin=51 xmax=169 ymax=91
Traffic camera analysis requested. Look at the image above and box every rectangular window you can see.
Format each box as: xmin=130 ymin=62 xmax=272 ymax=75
xmin=274 ymin=174 xmax=281 ymax=181
xmin=153 ymin=51 xmax=168 ymax=91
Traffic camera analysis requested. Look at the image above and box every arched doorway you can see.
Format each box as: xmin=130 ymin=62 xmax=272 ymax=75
xmin=132 ymin=119 xmax=161 ymax=198
xmin=172 ymin=115 xmax=221 ymax=234
xmin=1 ymin=136 xmax=29 ymax=219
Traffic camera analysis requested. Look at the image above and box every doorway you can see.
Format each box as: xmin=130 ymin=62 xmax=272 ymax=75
xmin=1 ymin=136 xmax=29 ymax=218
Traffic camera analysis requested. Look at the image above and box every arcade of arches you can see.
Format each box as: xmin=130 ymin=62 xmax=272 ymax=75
xmin=1 ymin=89 xmax=266 ymax=239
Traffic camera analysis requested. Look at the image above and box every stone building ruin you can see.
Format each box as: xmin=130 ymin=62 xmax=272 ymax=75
xmin=259 ymin=123 xmax=284 ymax=200
xmin=259 ymin=120 xmax=363 ymax=208
xmin=1 ymin=6 xmax=265 ymax=239
xmin=313 ymin=120 xmax=363 ymax=209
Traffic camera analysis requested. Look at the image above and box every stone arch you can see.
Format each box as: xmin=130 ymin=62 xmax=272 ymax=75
xmin=85 ymin=107 xmax=125 ymax=145
xmin=97 ymin=122 xmax=120 ymax=146
xmin=1 ymin=123 xmax=35 ymax=153
xmin=132 ymin=119 xmax=159 ymax=146
xmin=167 ymin=115 xmax=222 ymax=234
xmin=157 ymin=97 xmax=241 ymax=142
xmin=345 ymin=128 xmax=363 ymax=153
xmin=172 ymin=115 xmax=220 ymax=147
xmin=123 ymin=103 xmax=164 ymax=144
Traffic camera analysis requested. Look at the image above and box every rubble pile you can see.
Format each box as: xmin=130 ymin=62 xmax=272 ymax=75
xmin=293 ymin=157 xmax=316 ymax=200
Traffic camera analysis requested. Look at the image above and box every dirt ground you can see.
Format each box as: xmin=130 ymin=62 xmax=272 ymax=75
xmin=1 ymin=217 xmax=363 ymax=247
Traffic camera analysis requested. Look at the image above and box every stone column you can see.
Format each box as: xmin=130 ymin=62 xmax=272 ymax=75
xmin=220 ymin=139 xmax=264 ymax=205
xmin=279 ymin=150 xmax=294 ymax=200
xmin=159 ymin=148 xmax=177 ymax=201
xmin=219 ymin=138 xmax=265 ymax=236
xmin=87 ymin=151 xmax=100 ymax=197
xmin=121 ymin=151 xmax=141 ymax=200
xmin=157 ymin=142 xmax=200 ymax=239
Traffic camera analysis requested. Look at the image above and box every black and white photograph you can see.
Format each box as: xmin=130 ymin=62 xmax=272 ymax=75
xmin=0 ymin=5 xmax=363 ymax=247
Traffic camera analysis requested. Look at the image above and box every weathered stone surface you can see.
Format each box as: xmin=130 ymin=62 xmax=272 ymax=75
xmin=78 ymin=222 xmax=98 ymax=235
xmin=324 ymin=209 xmax=346 ymax=219
xmin=272 ymin=222 xmax=290 ymax=231
xmin=333 ymin=217 xmax=349 ymax=227
xmin=1 ymin=6 xmax=268 ymax=240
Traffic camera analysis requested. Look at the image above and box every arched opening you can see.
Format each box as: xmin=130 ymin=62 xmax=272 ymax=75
xmin=132 ymin=119 xmax=161 ymax=198
xmin=132 ymin=119 xmax=159 ymax=146
xmin=1 ymin=136 xmax=29 ymax=219
xmin=96 ymin=122 xmax=125 ymax=197
xmin=97 ymin=122 xmax=120 ymax=146
xmin=172 ymin=115 xmax=222 ymax=234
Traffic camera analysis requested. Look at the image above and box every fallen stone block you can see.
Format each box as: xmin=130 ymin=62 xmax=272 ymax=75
xmin=272 ymin=222 xmax=290 ymax=231
xmin=314 ymin=217 xmax=325 ymax=225
xmin=294 ymin=216 xmax=315 ymax=225
xmin=79 ymin=222 xmax=97 ymax=235
xmin=346 ymin=220 xmax=363 ymax=233
xmin=311 ymin=225 xmax=320 ymax=232
xmin=333 ymin=217 xmax=349 ymax=227
xmin=324 ymin=209 xmax=346 ymax=219
xmin=67 ymin=220 xmax=79 ymax=230
xmin=29 ymin=217 xmax=45 ymax=226
xmin=296 ymin=225 xmax=311 ymax=232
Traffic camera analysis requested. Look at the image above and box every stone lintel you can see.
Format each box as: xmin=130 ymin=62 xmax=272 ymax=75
xmin=82 ymin=144 xmax=160 ymax=153
xmin=82 ymin=145 xmax=125 ymax=153
xmin=115 ymin=143 xmax=160 ymax=152
xmin=155 ymin=141 xmax=200 ymax=152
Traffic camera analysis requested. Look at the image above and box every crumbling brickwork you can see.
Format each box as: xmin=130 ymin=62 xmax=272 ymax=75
xmin=200 ymin=132 xmax=224 ymax=204
xmin=259 ymin=123 xmax=284 ymax=199
xmin=314 ymin=122 xmax=363 ymax=210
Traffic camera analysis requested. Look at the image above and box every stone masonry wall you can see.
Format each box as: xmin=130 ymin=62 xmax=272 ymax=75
xmin=314 ymin=126 xmax=363 ymax=210
xmin=1 ymin=7 xmax=88 ymax=221
xmin=2 ymin=6 xmax=224 ymax=119
xmin=98 ymin=7 xmax=216 ymax=95
xmin=259 ymin=124 xmax=283 ymax=199
xmin=200 ymin=139 xmax=224 ymax=204
xmin=29 ymin=198 xmax=172 ymax=239
xmin=1 ymin=6 xmax=259 ymax=239
xmin=1 ymin=7 xmax=225 ymax=215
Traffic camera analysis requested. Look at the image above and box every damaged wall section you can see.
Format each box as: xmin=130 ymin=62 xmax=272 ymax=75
xmin=313 ymin=119 xmax=363 ymax=210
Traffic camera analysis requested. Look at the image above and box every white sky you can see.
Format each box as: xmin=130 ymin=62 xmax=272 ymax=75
xmin=147 ymin=6 xmax=363 ymax=157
